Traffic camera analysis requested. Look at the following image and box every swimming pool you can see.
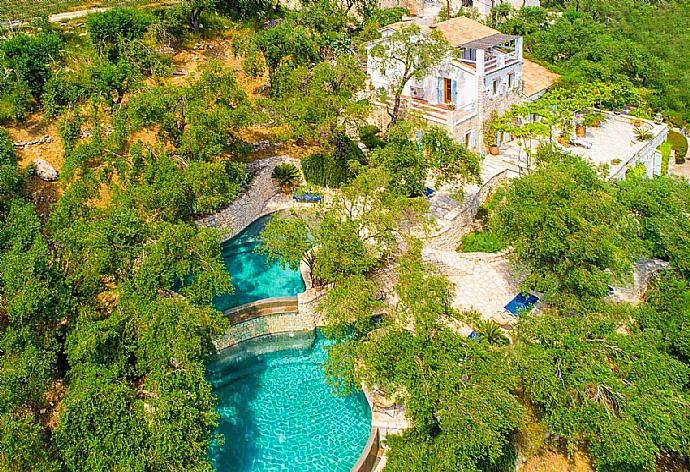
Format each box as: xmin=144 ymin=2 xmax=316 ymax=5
xmin=214 ymin=214 xmax=306 ymax=311
xmin=207 ymin=331 xmax=372 ymax=471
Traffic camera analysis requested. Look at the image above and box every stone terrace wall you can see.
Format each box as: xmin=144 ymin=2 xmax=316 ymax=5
xmin=196 ymin=156 xmax=302 ymax=242
xmin=428 ymin=170 xmax=508 ymax=251
xmin=213 ymin=297 xmax=317 ymax=351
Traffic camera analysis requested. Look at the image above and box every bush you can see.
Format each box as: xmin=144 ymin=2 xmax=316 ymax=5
xmin=668 ymin=130 xmax=688 ymax=163
xmin=660 ymin=141 xmax=672 ymax=175
xmin=271 ymin=163 xmax=301 ymax=190
xmin=302 ymin=137 xmax=366 ymax=188
xmin=458 ymin=229 xmax=506 ymax=253
xmin=358 ymin=125 xmax=385 ymax=150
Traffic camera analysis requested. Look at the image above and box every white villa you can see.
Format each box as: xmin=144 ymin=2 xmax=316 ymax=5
xmin=367 ymin=16 xmax=670 ymax=180
xmin=379 ymin=0 xmax=540 ymax=18
xmin=367 ymin=16 xmax=558 ymax=151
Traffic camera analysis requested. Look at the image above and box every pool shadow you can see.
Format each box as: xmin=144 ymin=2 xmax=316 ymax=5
xmin=207 ymin=348 xmax=266 ymax=472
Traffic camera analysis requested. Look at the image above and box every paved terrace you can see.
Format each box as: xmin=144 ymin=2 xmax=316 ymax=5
xmin=569 ymin=114 xmax=667 ymax=178
xmin=498 ymin=112 xmax=668 ymax=179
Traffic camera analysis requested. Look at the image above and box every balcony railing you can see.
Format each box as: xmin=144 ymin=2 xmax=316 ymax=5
xmin=484 ymin=51 xmax=519 ymax=72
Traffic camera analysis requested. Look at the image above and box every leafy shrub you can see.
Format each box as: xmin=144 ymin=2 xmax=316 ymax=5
xmin=633 ymin=127 xmax=654 ymax=141
xmin=0 ymin=30 xmax=64 ymax=99
xmin=358 ymin=125 xmax=385 ymax=150
xmin=271 ymin=163 xmax=301 ymax=190
xmin=0 ymin=128 xmax=17 ymax=167
xmin=458 ymin=229 xmax=506 ymax=253
xmin=660 ymin=141 xmax=672 ymax=175
xmin=303 ymin=137 xmax=366 ymax=188
xmin=668 ymin=130 xmax=687 ymax=162
xmin=87 ymin=8 xmax=155 ymax=61
xmin=474 ymin=320 xmax=510 ymax=346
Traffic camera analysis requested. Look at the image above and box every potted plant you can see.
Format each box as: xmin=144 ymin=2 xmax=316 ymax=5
xmin=583 ymin=112 xmax=603 ymax=128
xmin=575 ymin=122 xmax=586 ymax=137
xmin=633 ymin=127 xmax=654 ymax=142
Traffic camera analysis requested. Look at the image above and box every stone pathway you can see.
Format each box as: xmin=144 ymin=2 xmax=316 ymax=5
xmin=423 ymin=248 xmax=520 ymax=320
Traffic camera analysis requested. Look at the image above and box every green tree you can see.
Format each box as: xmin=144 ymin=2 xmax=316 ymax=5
xmin=369 ymin=24 xmax=451 ymax=125
xmin=492 ymin=149 xmax=638 ymax=305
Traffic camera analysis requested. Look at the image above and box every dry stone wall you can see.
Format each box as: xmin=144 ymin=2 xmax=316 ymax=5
xmin=429 ymin=170 xmax=508 ymax=250
xmin=196 ymin=156 xmax=302 ymax=241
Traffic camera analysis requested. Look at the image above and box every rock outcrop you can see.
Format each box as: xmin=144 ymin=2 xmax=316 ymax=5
xmin=32 ymin=159 xmax=58 ymax=182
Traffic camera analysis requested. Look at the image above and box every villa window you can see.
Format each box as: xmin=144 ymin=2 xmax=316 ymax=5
xmin=443 ymin=78 xmax=453 ymax=104
xmin=508 ymin=73 xmax=514 ymax=89
xmin=464 ymin=130 xmax=476 ymax=148
xmin=492 ymin=79 xmax=499 ymax=96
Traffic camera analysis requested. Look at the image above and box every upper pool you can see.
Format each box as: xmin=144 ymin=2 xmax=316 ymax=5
xmin=207 ymin=331 xmax=372 ymax=471
xmin=214 ymin=214 xmax=306 ymax=311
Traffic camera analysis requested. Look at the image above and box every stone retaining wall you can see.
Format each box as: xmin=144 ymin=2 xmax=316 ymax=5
xmin=350 ymin=427 xmax=380 ymax=472
xmin=429 ymin=169 xmax=508 ymax=250
xmin=214 ymin=297 xmax=316 ymax=351
xmin=196 ymin=156 xmax=302 ymax=241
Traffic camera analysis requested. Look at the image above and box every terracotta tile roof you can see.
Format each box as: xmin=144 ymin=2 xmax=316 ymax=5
xmin=383 ymin=17 xmax=504 ymax=48
xmin=430 ymin=17 xmax=504 ymax=47
xmin=521 ymin=58 xmax=560 ymax=97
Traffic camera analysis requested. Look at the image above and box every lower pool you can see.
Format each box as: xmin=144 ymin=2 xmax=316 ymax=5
xmin=214 ymin=214 xmax=306 ymax=311
xmin=207 ymin=331 xmax=372 ymax=471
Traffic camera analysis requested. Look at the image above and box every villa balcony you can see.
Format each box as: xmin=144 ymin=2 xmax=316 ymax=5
xmin=376 ymin=95 xmax=477 ymax=129
xmin=458 ymin=50 xmax=519 ymax=73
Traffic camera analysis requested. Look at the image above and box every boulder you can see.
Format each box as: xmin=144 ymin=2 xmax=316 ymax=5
xmin=33 ymin=159 xmax=58 ymax=182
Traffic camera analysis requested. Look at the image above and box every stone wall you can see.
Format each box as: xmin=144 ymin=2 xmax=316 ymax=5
xmin=428 ymin=169 xmax=508 ymax=250
xmin=196 ymin=156 xmax=302 ymax=241
xmin=214 ymin=297 xmax=317 ymax=351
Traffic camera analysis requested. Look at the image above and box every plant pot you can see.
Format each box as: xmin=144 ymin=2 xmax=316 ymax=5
xmin=489 ymin=145 xmax=500 ymax=155
xmin=558 ymin=136 xmax=569 ymax=146
xmin=576 ymin=126 xmax=586 ymax=137
xmin=593 ymin=119 xmax=601 ymax=127
xmin=632 ymin=119 xmax=642 ymax=127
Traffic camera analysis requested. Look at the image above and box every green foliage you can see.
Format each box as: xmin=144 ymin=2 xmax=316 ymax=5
xmin=639 ymin=271 xmax=690 ymax=363
xmin=87 ymin=8 xmax=155 ymax=61
xmin=474 ymin=320 xmax=510 ymax=347
xmin=0 ymin=30 xmax=64 ymax=100
xmin=372 ymin=122 xmax=480 ymax=197
xmin=0 ymin=128 xmax=22 ymax=208
xmin=517 ymin=306 xmax=690 ymax=471
xmin=492 ymin=149 xmax=638 ymax=305
xmin=271 ymin=163 xmax=301 ymax=189
xmin=269 ymin=56 xmax=369 ymax=144
xmin=350 ymin=249 xmax=523 ymax=470
xmin=126 ymin=62 xmax=250 ymax=160
xmin=616 ymin=175 xmax=690 ymax=275
xmin=495 ymin=3 xmax=690 ymax=124
xmin=369 ymin=24 xmax=452 ymax=124
xmin=260 ymin=167 xmax=427 ymax=285
xmin=302 ymin=137 xmax=365 ymax=188
xmin=659 ymin=141 xmax=672 ymax=175
xmin=246 ymin=20 xmax=319 ymax=76
xmin=0 ymin=413 xmax=58 ymax=472
xmin=358 ymin=125 xmax=384 ymax=150
xmin=667 ymin=130 xmax=687 ymax=162
xmin=458 ymin=229 xmax=506 ymax=253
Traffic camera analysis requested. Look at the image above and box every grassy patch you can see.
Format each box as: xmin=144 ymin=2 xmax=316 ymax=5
xmin=458 ymin=229 xmax=506 ymax=253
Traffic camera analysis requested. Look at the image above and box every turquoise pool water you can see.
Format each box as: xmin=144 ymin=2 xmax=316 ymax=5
xmin=214 ymin=214 xmax=306 ymax=311
xmin=207 ymin=331 xmax=372 ymax=471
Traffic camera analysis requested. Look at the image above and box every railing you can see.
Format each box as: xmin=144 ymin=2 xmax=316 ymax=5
xmin=484 ymin=51 xmax=518 ymax=73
